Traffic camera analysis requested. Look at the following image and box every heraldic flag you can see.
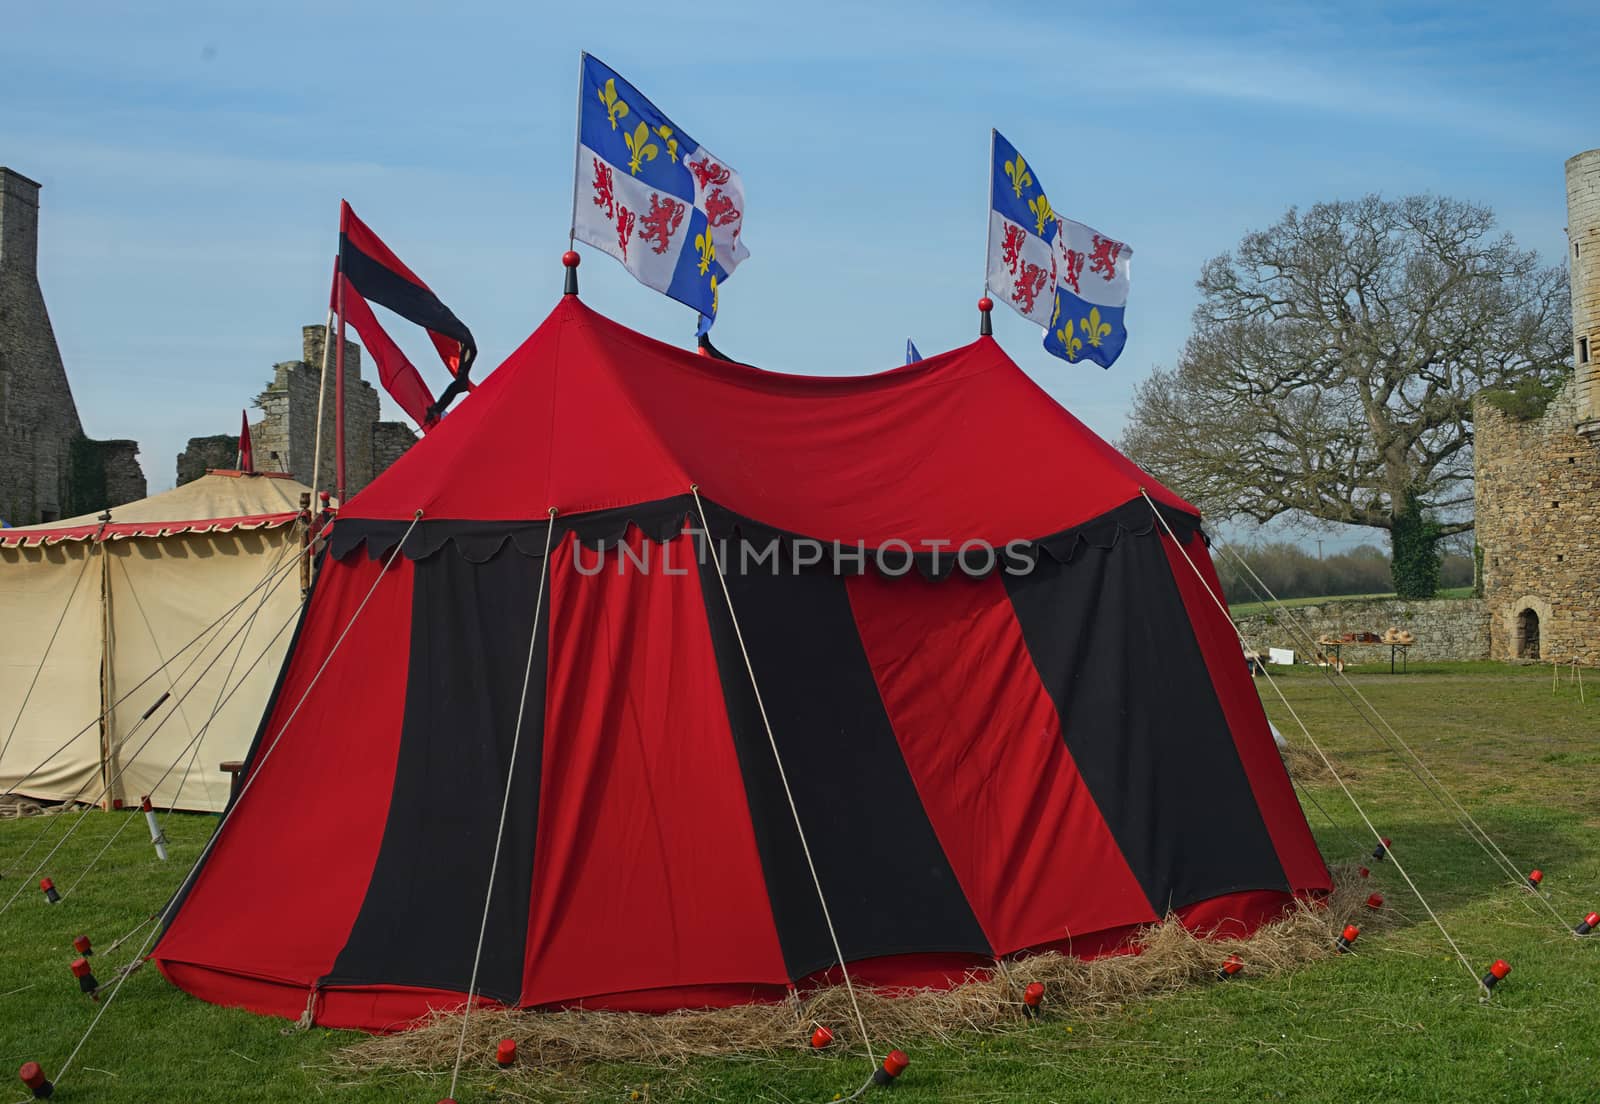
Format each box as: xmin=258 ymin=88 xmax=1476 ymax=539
xmin=986 ymin=131 xmax=1132 ymax=369
xmin=572 ymin=54 xmax=749 ymax=332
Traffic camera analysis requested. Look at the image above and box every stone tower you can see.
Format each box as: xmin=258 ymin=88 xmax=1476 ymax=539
xmin=1472 ymin=150 xmax=1600 ymax=664
xmin=1569 ymin=149 xmax=1600 ymax=440
xmin=177 ymin=324 xmax=416 ymax=499
xmin=0 ymin=166 xmax=144 ymax=523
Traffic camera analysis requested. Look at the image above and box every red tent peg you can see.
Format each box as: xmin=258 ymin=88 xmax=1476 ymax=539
xmin=872 ymin=1049 xmax=910 ymax=1085
xmin=1365 ymin=893 xmax=1384 ymax=910
xmin=1022 ymin=981 xmax=1045 ymax=1017
xmin=809 ymin=1025 xmax=834 ymax=1049
xmin=73 ymin=934 xmax=92 ymax=956
xmin=18 ymin=1060 xmax=53 ymax=1099
xmin=1527 ymin=869 xmax=1543 ymax=889
xmin=1480 ymin=959 xmax=1511 ymax=990
xmin=38 ymin=878 xmax=59 ymax=905
xmin=495 ymin=1038 xmax=516 ymax=1067
xmin=1335 ymin=923 xmax=1360 ymax=953
xmin=1371 ymin=837 xmax=1392 ymax=862
xmin=1575 ymin=911 xmax=1599 ymax=936
xmin=71 ymin=956 xmax=99 ymax=997
xmin=1217 ymin=953 xmax=1244 ymax=980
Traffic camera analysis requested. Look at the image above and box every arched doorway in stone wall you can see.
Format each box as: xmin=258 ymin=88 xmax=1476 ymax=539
xmin=1515 ymin=608 xmax=1541 ymax=659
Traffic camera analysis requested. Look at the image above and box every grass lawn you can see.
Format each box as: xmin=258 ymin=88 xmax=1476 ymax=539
xmin=1227 ymin=587 xmax=1476 ymax=618
xmin=1 ymin=661 xmax=1596 ymax=1102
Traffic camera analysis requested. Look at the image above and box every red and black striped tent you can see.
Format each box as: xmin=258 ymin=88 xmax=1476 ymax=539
xmin=152 ymin=294 xmax=1329 ymax=1031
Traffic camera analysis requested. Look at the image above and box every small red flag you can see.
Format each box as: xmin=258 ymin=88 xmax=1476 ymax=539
xmin=239 ymin=410 xmax=254 ymax=473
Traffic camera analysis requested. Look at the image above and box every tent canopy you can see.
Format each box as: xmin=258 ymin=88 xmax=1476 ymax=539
xmin=346 ymin=296 xmax=1192 ymax=542
xmin=1 ymin=470 xmax=307 ymax=547
xmin=153 ymin=298 xmax=1327 ymax=1030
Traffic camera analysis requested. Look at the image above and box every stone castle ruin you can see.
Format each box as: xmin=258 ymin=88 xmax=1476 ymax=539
xmin=0 ymin=167 xmax=145 ymax=524
xmin=1473 ymin=149 xmax=1600 ymax=665
xmin=178 ymin=326 xmax=416 ymax=496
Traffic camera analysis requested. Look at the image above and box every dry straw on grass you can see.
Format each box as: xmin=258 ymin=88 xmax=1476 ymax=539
xmin=336 ymin=863 xmax=1393 ymax=1082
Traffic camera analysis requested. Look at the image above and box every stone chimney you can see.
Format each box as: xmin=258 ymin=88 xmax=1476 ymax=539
xmin=0 ymin=166 xmax=42 ymax=278
xmin=1567 ymin=149 xmax=1600 ymax=441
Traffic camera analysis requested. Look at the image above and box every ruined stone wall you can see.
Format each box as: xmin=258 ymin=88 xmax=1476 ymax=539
xmin=1568 ymin=149 xmax=1600 ymax=436
xmin=0 ymin=166 xmax=143 ymax=522
xmin=175 ymin=434 xmax=238 ymax=486
xmin=371 ymin=421 xmax=417 ymax=476
xmin=1232 ymin=598 xmax=1490 ymax=664
xmin=182 ymin=325 xmax=413 ymax=500
xmin=1473 ymin=383 xmax=1600 ymax=664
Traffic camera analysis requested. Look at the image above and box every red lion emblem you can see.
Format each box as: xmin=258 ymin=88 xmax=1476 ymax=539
xmin=705 ymin=188 xmax=741 ymax=228
xmin=615 ymin=204 xmax=636 ymax=260
xmin=1012 ymin=262 xmax=1048 ymax=314
xmin=688 ymin=156 xmax=731 ymax=189
xmin=1062 ymin=249 xmax=1084 ymax=294
xmin=592 ymin=158 xmax=615 ymax=219
xmin=1089 ymin=235 xmax=1123 ymax=281
xmin=1001 ymin=223 xmax=1027 ymax=275
xmin=639 ymin=194 xmax=685 ymax=255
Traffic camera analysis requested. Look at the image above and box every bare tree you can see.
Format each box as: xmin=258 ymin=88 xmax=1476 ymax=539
xmin=1123 ymin=194 xmax=1569 ymax=595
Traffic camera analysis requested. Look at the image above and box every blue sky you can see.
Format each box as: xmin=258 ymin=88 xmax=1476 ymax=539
xmin=4 ymin=1 xmax=1595 ymax=548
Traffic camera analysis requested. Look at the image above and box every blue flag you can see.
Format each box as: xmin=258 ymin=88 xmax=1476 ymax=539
xmin=905 ymin=338 xmax=922 ymax=364
xmin=572 ymin=54 xmax=749 ymax=332
xmin=984 ymin=130 xmax=1132 ymax=368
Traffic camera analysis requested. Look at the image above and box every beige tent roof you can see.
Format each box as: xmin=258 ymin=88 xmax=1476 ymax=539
xmin=1 ymin=471 xmax=311 ymax=547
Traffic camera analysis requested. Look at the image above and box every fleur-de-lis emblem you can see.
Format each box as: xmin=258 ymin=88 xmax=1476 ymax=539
xmin=624 ymin=122 xmax=658 ymax=175
xmin=1080 ymin=307 xmax=1112 ymax=347
xmin=1028 ymin=192 xmax=1054 ymax=237
xmin=1056 ymin=321 xmax=1083 ymax=360
xmin=695 ymin=225 xmax=716 ymax=275
xmin=1005 ymin=155 xmax=1032 ymax=198
xmin=598 ymin=78 xmax=629 ymax=130
xmin=655 ymin=125 xmax=679 ymax=163
xmin=709 ymin=273 xmax=719 ymax=316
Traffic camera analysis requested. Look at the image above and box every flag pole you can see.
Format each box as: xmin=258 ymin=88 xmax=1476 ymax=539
xmin=568 ymin=51 xmax=586 ymax=249
xmin=983 ymin=128 xmax=996 ymax=302
xmin=335 ymin=231 xmax=348 ymax=506
xmin=311 ymin=257 xmax=336 ymax=500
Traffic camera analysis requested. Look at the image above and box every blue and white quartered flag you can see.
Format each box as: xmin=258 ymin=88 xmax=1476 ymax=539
xmin=573 ymin=54 xmax=749 ymax=332
xmin=905 ymin=338 xmax=923 ymax=364
xmin=985 ymin=130 xmax=1132 ymax=368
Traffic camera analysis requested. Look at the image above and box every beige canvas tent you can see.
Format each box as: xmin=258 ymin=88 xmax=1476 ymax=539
xmin=0 ymin=471 xmax=311 ymax=812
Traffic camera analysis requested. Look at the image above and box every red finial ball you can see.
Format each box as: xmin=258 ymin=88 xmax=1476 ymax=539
xmin=562 ymin=250 xmax=581 ymax=268
xmin=978 ymin=296 xmax=994 ymax=312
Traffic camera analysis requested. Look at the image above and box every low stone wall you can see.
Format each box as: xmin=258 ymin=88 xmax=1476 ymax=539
xmin=1232 ymin=597 xmax=1490 ymax=664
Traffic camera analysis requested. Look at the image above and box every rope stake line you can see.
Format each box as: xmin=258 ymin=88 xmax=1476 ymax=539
xmin=1139 ymin=491 xmax=1489 ymax=998
xmin=58 ymin=600 xmax=304 ymax=902
xmin=0 ymin=537 xmax=303 ymax=816
xmin=1217 ymin=542 xmax=1580 ymax=938
xmin=46 ymin=510 xmax=423 ymax=1092
xmin=0 ymin=527 xmax=102 ymax=770
xmin=447 ymin=507 xmax=558 ymax=1101
xmin=690 ymin=485 xmax=878 ymax=1072
xmin=0 ymin=564 xmax=304 ymax=917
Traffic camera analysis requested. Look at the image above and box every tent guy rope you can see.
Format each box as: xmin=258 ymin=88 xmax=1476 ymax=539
xmin=447 ymin=507 xmax=558 ymax=1101
xmin=1216 ymin=541 xmax=1580 ymax=937
xmin=1138 ymin=490 xmax=1490 ymax=998
xmin=42 ymin=509 xmax=423 ymax=1094
xmin=0 ymin=560 xmax=303 ymax=916
xmin=690 ymin=484 xmax=879 ymax=1071
xmin=0 ymin=538 xmax=302 ymax=814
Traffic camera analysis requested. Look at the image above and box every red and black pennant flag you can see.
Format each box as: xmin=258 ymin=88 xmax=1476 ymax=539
xmin=238 ymin=410 xmax=254 ymax=473
xmin=336 ymin=201 xmax=477 ymax=428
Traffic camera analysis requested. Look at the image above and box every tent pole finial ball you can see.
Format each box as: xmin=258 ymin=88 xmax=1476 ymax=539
xmin=977 ymin=297 xmax=994 ymax=336
xmin=563 ymin=250 xmax=580 ymax=296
